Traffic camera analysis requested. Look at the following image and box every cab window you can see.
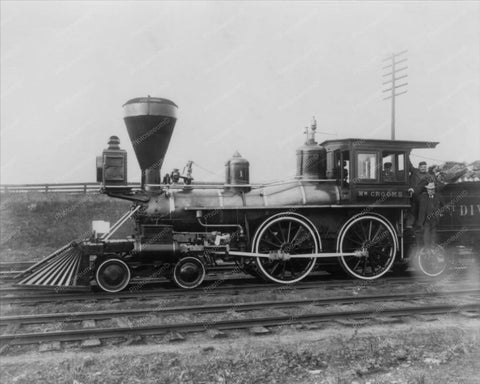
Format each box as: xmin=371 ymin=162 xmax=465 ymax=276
xmin=326 ymin=150 xmax=337 ymax=179
xmin=356 ymin=152 xmax=378 ymax=181
xmin=381 ymin=152 xmax=406 ymax=182
xmin=341 ymin=150 xmax=350 ymax=187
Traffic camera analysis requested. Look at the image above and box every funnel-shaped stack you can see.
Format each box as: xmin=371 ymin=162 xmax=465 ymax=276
xmin=123 ymin=97 xmax=178 ymax=187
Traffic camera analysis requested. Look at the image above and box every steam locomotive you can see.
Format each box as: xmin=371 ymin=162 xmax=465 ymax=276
xmin=17 ymin=97 xmax=480 ymax=292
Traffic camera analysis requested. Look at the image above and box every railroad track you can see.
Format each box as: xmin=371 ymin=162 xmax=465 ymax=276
xmin=0 ymin=276 xmax=438 ymax=305
xmin=2 ymin=288 xmax=479 ymax=326
xmin=1 ymin=290 xmax=478 ymax=347
xmin=0 ymin=271 xmax=18 ymax=280
xmin=0 ymin=261 xmax=37 ymax=271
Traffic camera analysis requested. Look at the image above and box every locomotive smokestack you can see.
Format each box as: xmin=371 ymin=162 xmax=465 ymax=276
xmin=123 ymin=97 xmax=178 ymax=188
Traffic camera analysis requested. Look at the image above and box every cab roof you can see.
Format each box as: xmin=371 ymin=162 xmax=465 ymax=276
xmin=319 ymin=138 xmax=439 ymax=151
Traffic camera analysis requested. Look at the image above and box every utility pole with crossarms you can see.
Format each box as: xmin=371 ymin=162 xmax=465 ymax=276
xmin=383 ymin=50 xmax=408 ymax=140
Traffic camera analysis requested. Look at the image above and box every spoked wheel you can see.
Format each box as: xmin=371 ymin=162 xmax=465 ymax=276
xmin=95 ymin=258 xmax=131 ymax=293
xmin=173 ymin=256 xmax=206 ymax=289
xmin=416 ymin=245 xmax=448 ymax=277
xmin=338 ymin=215 xmax=397 ymax=280
xmin=253 ymin=214 xmax=319 ymax=284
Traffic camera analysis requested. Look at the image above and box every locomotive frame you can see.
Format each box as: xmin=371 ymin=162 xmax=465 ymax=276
xmin=16 ymin=96 xmax=480 ymax=292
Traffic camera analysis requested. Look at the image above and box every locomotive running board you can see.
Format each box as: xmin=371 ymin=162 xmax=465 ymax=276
xmin=15 ymin=242 xmax=86 ymax=289
xmin=226 ymin=250 xmax=366 ymax=260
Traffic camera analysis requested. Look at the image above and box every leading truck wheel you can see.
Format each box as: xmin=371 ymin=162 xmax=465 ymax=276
xmin=173 ymin=257 xmax=206 ymax=289
xmin=95 ymin=258 xmax=131 ymax=293
xmin=338 ymin=215 xmax=397 ymax=280
xmin=253 ymin=213 xmax=319 ymax=284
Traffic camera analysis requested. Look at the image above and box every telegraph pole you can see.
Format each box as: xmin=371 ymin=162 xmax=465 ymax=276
xmin=383 ymin=50 xmax=408 ymax=140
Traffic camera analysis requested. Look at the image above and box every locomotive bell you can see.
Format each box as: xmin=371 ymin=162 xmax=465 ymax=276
xmin=296 ymin=117 xmax=326 ymax=180
xmin=123 ymin=96 xmax=178 ymax=188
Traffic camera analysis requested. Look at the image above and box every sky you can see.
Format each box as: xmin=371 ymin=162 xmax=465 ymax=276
xmin=1 ymin=1 xmax=479 ymax=184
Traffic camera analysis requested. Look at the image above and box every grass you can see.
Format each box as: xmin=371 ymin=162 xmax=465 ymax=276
xmin=1 ymin=318 xmax=479 ymax=384
xmin=0 ymin=193 xmax=132 ymax=261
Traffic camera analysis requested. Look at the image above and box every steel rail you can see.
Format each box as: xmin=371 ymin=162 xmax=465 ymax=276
xmin=1 ymin=302 xmax=478 ymax=345
xmin=0 ymin=277 xmax=424 ymax=304
xmin=0 ymin=262 xmax=36 ymax=271
xmin=1 ymin=288 xmax=479 ymax=326
xmin=0 ymin=272 xmax=19 ymax=279
xmin=0 ymin=276 xmax=460 ymax=301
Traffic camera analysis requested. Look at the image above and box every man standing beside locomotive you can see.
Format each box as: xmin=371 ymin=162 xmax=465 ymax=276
xmin=408 ymin=161 xmax=433 ymax=196
xmin=407 ymin=161 xmax=434 ymax=227
xmin=416 ymin=182 xmax=443 ymax=249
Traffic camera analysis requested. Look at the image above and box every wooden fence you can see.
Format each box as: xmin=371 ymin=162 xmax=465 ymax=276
xmin=0 ymin=183 xmax=140 ymax=194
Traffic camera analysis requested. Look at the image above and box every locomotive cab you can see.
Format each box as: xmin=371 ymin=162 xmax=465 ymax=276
xmin=322 ymin=138 xmax=438 ymax=206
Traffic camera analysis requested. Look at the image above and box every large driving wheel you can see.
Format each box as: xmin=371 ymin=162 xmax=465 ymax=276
xmin=416 ymin=245 xmax=448 ymax=277
xmin=338 ymin=214 xmax=397 ymax=280
xmin=253 ymin=213 xmax=319 ymax=284
xmin=96 ymin=258 xmax=131 ymax=293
